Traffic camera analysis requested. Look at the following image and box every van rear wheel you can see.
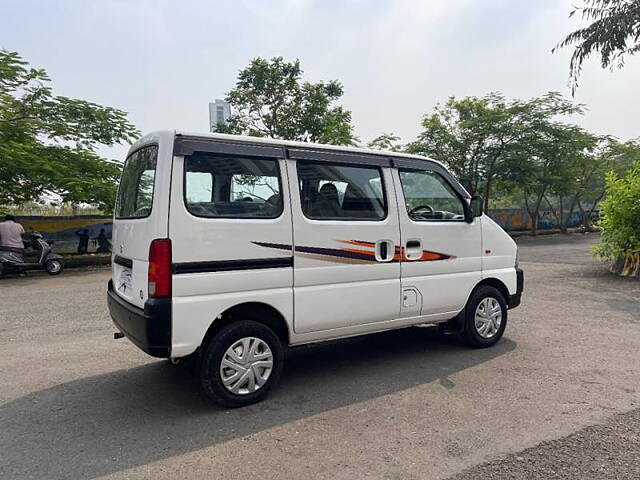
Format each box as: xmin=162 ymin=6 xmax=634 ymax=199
xmin=200 ymin=320 xmax=284 ymax=408
xmin=461 ymin=286 xmax=507 ymax=348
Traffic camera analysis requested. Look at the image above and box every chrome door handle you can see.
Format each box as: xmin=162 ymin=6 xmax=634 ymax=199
xmin=405 ymin=239 xmax=422 ymax=260
xmin=375 ymin=240 xmax=394 ymax=262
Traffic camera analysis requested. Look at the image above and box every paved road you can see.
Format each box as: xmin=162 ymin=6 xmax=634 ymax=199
xmin=0 ymin=233 xmax=639 ymax=479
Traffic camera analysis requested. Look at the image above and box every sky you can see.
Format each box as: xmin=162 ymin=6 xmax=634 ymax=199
xmin=1 ymin=0 xmax=638 ymax=161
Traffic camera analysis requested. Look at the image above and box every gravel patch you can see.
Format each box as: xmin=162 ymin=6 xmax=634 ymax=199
xmin=450 ymin=408 xmax=640 ymax=479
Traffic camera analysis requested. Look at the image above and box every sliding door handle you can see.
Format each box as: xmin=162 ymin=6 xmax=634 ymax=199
xmin=375 ymin=240 xmax=394 ymax=262
xmin=405 ymin=239 xmax=423 ymax=260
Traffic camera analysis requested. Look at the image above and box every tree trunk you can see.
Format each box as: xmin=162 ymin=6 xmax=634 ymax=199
xmin=544 ymin=195 xmax=558 ymax=230
xmin=558 ymin=195 xmax=567 ymax=234
xmin=483 ymin=176 xmax=492 ymax=212
xmin=585 ymin=191 xmax=606 ymax=229
xmin=529 ymin=191 xmax=546 ymax=236
xmin=577 ymin=200 xmax=590 ymax=229
xmin=563 ymin=193 xmax=580 ymax=232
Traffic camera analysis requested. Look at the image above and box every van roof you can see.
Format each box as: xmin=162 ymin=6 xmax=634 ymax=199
xmin=130 ymin=129 xmax=449 ymax=171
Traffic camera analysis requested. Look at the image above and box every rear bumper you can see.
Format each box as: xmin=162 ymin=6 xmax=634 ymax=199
xmin=508 ymin=267 xmax=524 ymax=309
xmin=107 ymin=280 xmax=172 ymax=358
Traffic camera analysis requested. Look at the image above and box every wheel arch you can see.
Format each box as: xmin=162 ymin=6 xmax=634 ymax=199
xmin=201 ymin=301 xmax=291 ymax=351
xmin=473 ymin=277 xmax=510 ymax=304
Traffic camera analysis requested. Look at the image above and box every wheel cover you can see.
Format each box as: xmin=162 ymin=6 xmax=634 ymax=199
xmin=474 ymin=297 xmax=502 ymax=339
xmin=47 ymin=260 xmax=61 ymax=273
xmin=219 ymin=337 xmax=273 ymax=395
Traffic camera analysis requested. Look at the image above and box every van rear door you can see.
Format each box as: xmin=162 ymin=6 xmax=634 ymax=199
xmin=111 ymin=133 xmax=173 ymax=308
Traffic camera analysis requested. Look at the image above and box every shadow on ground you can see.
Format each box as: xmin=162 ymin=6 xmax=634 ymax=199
xmin=0 ymin=327 xmax=515 ymax=479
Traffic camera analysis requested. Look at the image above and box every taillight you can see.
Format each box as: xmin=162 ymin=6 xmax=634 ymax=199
xmin=148 ymin=238 xmax=172 ymax=298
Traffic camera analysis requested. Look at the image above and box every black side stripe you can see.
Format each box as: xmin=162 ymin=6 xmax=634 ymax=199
xmin=173 ymin=257 xmax=293 ymax=274
xmin=113 ymin=255 xmax=133 ymax=268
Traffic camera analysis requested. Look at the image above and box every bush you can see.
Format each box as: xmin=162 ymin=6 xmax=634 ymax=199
xmin=594 ymin=162 xmax=640 ymax=277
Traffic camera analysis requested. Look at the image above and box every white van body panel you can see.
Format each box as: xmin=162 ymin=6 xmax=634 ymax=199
xmin=169 ymin=154 xmax=293 ymax=357
xmin=391 ymin=169 xmax=483 ymax=317
xmin=109 ymin=131 xmax=522 ymax=359
xmin=288 ymin=162 xmax=401 ymax=334
xmin=111 ymin=131 xmax=174 ymax=309
xmin=480 ymin=214 xmax=518 ymax=294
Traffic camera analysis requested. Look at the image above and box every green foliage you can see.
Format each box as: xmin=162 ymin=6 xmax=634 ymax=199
xmin=0 ymin=48 xmax=139 ymax=210
xmin=407 ymin=92 xmax=584 ymax=212
xmin=554 ymin=0 xmax=640 ymax=94
xmin=219 ymin=57 xmax=357 ymax=145
xmin=367 ymin=133 xmax=403 ymax=152
xmin=594 ymin=161 xmax=640 ymax=261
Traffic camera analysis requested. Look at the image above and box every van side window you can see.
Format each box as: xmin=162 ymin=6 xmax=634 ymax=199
xmin=116 ymin=145 xmax=158 ymax=219
xmin=184 ymin=153 xmax=282 ymax=219
xmin=399 ymin=169 xmax=466 ymax=222
xmin=297 ymin=161 xmax=387 ymax=220
xmin=185 ymin=172 xmax=214 ymax=203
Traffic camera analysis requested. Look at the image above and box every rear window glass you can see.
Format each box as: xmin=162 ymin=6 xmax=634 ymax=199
xmin=116 ymin=145 xmax=158 ymax=219
xmin=184 ymin=153 xmax=282 ymax=218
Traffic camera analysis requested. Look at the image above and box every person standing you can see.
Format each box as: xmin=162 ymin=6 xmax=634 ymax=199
xmin=94 ymin=228 xmax=111 ymax=253
xmin=75 ymin=228 xmax=90 ymax=254
xmin=0 ymin=215 xmax=25 ymax=251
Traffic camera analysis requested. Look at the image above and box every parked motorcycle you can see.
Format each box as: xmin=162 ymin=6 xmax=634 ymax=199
xmin=0 ymin=233 xmax=64 ymax=277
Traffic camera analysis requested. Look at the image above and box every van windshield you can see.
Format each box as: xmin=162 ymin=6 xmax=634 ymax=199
xmin=116 ymin=145 xmax=158 ymax=219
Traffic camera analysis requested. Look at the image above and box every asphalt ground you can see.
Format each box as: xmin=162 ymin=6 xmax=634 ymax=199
xmin=0 ymin=232 xmax=639 ymax=479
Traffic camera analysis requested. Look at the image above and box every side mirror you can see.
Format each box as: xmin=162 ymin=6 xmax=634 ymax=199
xmin=468 ymin=195 xmax=483 ymax=221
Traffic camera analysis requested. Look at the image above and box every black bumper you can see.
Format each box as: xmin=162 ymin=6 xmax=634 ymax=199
xmin=107 ymin=280 xmax=172 ymax=358
xmin=508 ymin=267 xmax=524 ymax=309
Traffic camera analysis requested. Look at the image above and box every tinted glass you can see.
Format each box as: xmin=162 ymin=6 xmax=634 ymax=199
xmin=399 ymin=169 xmax=466 ymax=221
xmin=116 ymin=145 xmax=158 ymax=219
xmin=184 ymin=153 xmax=282 ymax=218
xmin=297 ymin=161 xmax=386 ymax=220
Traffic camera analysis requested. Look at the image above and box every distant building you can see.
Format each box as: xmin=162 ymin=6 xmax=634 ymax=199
xmin=209 ymin=99 xmax=231 ymax=132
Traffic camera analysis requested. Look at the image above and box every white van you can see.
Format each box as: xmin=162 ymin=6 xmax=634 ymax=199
xmin=107 ymin=130 xmax=523 ymax=407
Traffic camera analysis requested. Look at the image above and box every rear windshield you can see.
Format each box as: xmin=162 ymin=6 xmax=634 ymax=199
xmin=116 ymin=145 xmax=158 ymax=219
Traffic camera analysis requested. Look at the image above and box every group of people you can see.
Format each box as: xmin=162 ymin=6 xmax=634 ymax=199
xmin=75 ymin=228 xmax=111 ymax=254
xmin=0 ymin=215 xmax=111 ymax=254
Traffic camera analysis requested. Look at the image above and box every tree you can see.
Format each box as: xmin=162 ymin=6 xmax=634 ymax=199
xmin=542 ymin=130 xmax=601 ymax=233
xmin=407 ymin=92 xmax=583 ymax=211
xmin=567 ymin=138 xmax=639 ymax=229
xmin=594 ymin=160 xmax=640 ymax=277
xmin=0 ymin=48 xmax=138 ymax=210
xmin=554 ymin=0 xmax=640 ymax=94
xmin=219 ymin=57 xmax=357 ymax=145
xmin=367 ymin=133 xmax=403 ymax=152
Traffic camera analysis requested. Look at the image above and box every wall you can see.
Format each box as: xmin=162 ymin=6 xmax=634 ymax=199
xmin=17 ymin=215 xmax=112 ymax=254
xmin=488 ymin=209 xmax=584 ymax=231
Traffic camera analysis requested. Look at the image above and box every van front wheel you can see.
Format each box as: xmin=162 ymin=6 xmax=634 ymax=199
xmin=200 ymin=320 xmax=284 ymax=408
xmin=461 ymin=286 xmax=507 ymax=348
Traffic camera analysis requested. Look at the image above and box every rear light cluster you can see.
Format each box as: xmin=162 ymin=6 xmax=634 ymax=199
xmin=148 ymin=238 xmax=172 ymax=298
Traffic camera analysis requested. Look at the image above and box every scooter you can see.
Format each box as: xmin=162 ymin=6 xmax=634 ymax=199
xmin=0 ymin=233 xmax=64 ymax=277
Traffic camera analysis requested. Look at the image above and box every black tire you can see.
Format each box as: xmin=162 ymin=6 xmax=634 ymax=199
xmin=461 ymin=286 xmax=507 ymax=348
xmin=200 ymin=320 xmax=284 ymax=408
xmin=44 ymin=259 xmax=63 ymax=275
